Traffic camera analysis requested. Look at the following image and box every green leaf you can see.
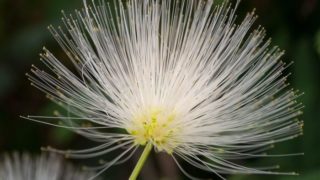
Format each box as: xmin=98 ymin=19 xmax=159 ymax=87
xmin=280 ymin=170 xmax=320 ymax=180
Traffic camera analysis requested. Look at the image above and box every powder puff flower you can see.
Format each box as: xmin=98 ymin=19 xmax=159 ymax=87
xmin=0 ymin=152 xmax=97 ymax=180
xmin=24 ymin=0 xmax=303 ymax=179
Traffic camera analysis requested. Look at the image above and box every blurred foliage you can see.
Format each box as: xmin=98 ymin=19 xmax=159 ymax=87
xmin=0 ymin=0 xmax=319 ymax=179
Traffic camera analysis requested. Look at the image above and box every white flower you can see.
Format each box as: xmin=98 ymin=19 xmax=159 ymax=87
xmin=25 ymin=0 xmax=303 ymax=179
xmin=0 ymin=152 xmax=97 ymax=180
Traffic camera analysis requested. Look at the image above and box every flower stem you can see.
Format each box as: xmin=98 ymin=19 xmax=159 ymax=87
xmin=129 ymin=142 xmax=152 ymax=180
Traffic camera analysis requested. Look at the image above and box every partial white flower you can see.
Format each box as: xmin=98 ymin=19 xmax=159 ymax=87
xmin=0 ymin=152 xmax=97 ymax=180
xmin=24 ymin=0 xmax=303 ymax=179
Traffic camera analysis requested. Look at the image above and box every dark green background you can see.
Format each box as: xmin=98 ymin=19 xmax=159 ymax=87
xmin=0 ymin=0 xmax=319 ymax=179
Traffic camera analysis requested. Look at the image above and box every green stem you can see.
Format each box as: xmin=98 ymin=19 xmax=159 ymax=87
xmin=129 ymin=142 xmax=153 ymax=180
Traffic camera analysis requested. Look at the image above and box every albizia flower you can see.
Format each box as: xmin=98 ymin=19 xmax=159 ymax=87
xmin=0 ymin=152 xmax=97 ymax=180
xmin=25 ymin=0 xmax=303 ymax=179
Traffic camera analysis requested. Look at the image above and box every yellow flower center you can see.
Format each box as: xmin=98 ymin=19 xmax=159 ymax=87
xmin=126 ymin=107 xmax=179 ymax=153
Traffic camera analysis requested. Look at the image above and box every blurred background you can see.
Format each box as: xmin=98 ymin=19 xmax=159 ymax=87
xmin=0 ymin=0 xmax=319 ymax=179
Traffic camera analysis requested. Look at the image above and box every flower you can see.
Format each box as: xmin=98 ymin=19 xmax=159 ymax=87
xmin=0 ymin=152 xmax=97 ymax=180
xmin=25 ymin=0 xmax=303 ymax=179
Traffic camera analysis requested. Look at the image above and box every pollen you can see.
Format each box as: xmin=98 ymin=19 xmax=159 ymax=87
xmin=126 ymin=107 xmax=179 ymax=153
